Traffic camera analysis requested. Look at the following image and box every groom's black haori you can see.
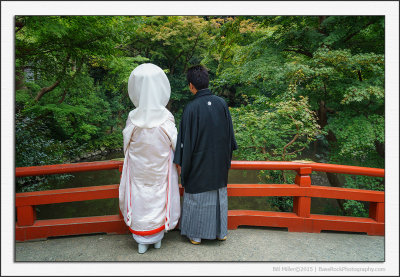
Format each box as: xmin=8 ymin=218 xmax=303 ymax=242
xmin=173 ymin=87 xmax=237 ymax=193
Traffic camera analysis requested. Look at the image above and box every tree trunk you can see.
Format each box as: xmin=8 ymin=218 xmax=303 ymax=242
xmin=317 ymin=100 xmax=337 ymax=142
xmin=15 ymin=19 xmax=24 ymax=33
xmin=15 ymin=68 xmax=27 ymax=91
xmin=58 ymin=62 xmax=82 ymax=104
xmin=357 ymin=70 xmax=363 ymax=82
xmin=227 ymin=87 xmax=236 ymax=106
xmin=170 ymin=50 xmax=185 ymax=75
xmin=166 ymin=100 xmax=172 ymax=111
xmin=326 ymin=172 xmax=346 ymax=214
xmin=35 ymin=80 xmax=61 ymax=102
xmin=318 ymin=16 xmax=328 ymax=35
xmin=375 ymin=141 xmax=385 ymax=159
xmin=183 ymin=33 xmax=201 ymax=72
xmin=283 ymin=48 xmax=313 ymax=58
xmin=58 ymin=89 xmax=67 ymax=104
xmin=317 ymin=100 xmax=346 ymax=213
xmin=317 ymin=100 xmax=328 ymax=127
xmin=118 ymin=109 xmax=122 ymax=123
xmin=313 ymin=140 xmax=318 ymax=158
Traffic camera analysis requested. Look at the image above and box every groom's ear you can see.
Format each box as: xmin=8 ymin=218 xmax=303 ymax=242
xmin=189 ymin=82 xmax=195 ymax=92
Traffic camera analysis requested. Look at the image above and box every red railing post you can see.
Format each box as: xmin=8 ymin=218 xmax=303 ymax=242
xmin=367 ymin=202 xmax=384 ymax=235
xmin=369 ymin=202 xmax=385 ymax=222
xmin=293 ymin=167 xmax=312 ymax=218
xmin=17 ymin=206 xmax=36 ymax=226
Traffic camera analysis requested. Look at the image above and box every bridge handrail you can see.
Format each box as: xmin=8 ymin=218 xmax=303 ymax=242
xmin=16 ymin=160 xmax=385 ymax=177
xmin=15 ymin=160 xmax=385 ymax=241
xmin=15 ymin=184 xmax=384 ymax=207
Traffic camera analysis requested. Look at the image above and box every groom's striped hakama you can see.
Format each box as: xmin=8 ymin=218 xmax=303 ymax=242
xmin=179 ymin=187 xmax=228 ymax=240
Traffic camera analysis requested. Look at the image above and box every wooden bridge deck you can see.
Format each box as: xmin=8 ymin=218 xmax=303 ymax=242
xmin=15 ymin=227 xmax=384 ymax=262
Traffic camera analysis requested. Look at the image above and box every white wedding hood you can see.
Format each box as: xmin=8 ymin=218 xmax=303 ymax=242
xmin=127 ymin=63 xmax=171 ymax=128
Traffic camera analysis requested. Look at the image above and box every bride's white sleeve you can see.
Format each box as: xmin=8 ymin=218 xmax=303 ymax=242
xmin=160 ymin=114 xmax=178 ymax=151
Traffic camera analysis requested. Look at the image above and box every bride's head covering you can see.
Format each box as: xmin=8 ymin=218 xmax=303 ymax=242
xmin=127 ymin=63 xmax=171 ymax=128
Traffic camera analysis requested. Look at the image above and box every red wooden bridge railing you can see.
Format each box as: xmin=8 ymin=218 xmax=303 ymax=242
xmin=15 ymin=161 xmax=384 ymax=241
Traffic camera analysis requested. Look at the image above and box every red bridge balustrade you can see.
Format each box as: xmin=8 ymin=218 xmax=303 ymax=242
xmin=15 ymin=161 xmax=384 ymax=241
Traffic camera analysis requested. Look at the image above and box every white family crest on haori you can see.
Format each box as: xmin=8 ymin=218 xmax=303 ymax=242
xmin=119 ymin=63 xmax=180 ymax=238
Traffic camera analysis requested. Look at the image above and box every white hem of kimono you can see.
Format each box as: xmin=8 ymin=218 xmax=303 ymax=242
xmin=132 ymin=231 xmax=164 ymax=244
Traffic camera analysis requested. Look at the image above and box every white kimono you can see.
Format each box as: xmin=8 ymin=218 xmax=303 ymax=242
xmin=119 ymin=63 xmax=180 ymax=244
xmin=119 ymin=112 xmax=180 ymax=242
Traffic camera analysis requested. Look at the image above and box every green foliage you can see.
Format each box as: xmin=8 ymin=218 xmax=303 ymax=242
xmin=231 ymin=95 xmax=324 ymax=161
xmin=343 ymin=200 xmax=369 ymax=218
xmin=92 ymin=132 xmax=123 ymax=150
xmin=341 ymin=174 xmax=384 ymax=217
xmin=328 ymin=113 xmax=384 ymax=165
xmin=15 ymin=16 xmax=125 ymax=95
xmin=16 ymin=114 xmax=64 ymax=167
xmin=260 ymin=170 xmax=295 ymax=212
xmin=15 ymin=113 xmax=73 ymax=192
xmin=343 ymin=175 xmax=384 ymax=191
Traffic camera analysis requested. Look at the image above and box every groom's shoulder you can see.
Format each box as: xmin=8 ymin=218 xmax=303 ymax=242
xmin=184 ymin=99 xmax=197 ymax=110
xmin=211 ymin=94 xmax=228 ymax=108
xmin=181 ymin=99 xmax=197 ymax=118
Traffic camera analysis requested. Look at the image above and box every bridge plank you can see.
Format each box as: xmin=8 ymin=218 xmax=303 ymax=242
xmin=15 ymin=160 xmax=122 ymax=177
xmin=16 ymin=215 xmax=129 ymax=242
xmin=307 ymin=214 xmax=384 ymax=236
xmin=16 ymin=160 xmax=384 ymax=177
xmin=16 ymin=184 xmax=384 ymax=206
xmin=15 ymin=210 xmax=385 ymax=241
xmin=227 ymin=184 xmax=304 ymax=196
xmin=230 ymin=161 xmax=384 ymax=177
xmin=16 ymin=185 xmax=119 ymax=206
xmin=307 ymin=185 xmax=384 ymax=202
xmin=228 ymin=210 xmax=384 ymax=235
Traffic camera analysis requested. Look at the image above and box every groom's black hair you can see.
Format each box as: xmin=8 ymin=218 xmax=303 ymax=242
xmin=186 ymin=65 xmax=209 ymax=90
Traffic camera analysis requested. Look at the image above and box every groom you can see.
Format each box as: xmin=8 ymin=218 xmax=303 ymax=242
xmin=173 ymin=65 xmax=237 ymax=244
